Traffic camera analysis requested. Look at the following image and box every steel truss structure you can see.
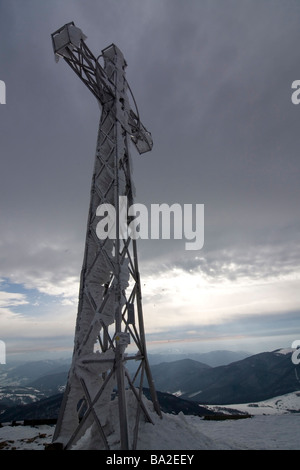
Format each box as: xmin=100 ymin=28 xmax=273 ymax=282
xmin=51 ymin=22 xmax=161 ymax=450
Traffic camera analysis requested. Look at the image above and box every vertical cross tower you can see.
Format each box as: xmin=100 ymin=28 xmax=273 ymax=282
xmin=51 ymin=22 xmax=161 ymax=450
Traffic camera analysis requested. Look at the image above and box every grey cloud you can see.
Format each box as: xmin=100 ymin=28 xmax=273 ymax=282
xmin=145 ymin=309 xmax=300 ymax=346
xmin=1 ymin=0 xmax=300 ymax=298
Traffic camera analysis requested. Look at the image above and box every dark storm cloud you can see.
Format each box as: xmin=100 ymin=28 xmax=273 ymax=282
xmin=128 ymin=0 xmax=300 ymax=279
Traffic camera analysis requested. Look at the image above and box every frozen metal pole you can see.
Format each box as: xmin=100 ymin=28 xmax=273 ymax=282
xmin=114 ymin=49 xmax=129 ymax=449
xmin=51 ymin=23 xmax=161 ymax=450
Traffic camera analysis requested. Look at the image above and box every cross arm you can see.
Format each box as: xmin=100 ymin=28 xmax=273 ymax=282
xmin=51 ymin=22 xmax=153 ymax=154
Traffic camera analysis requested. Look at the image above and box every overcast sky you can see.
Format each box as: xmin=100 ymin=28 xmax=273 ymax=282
xmin=1 ymin=0 xmax=300 ymax=360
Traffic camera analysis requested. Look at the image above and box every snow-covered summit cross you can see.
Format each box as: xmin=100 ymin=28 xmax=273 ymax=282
xmin=51 ymin=22 xmax=161 ymax=450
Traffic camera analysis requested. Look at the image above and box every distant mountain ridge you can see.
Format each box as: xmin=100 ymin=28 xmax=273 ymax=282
xmin=0 ymin=348 xmax=298 ymax=423
xmin=150 ymin=349 xmax=300 ymax=405
xmin=147 ymin=350 xmax=250 ymax=367
xmin=0 ymin=358 xmax=71 ymax=387
xmin=0 ymin=389 xmax=221 ymax=423
xmin=146 ymin=358 xmax=210 ymax=395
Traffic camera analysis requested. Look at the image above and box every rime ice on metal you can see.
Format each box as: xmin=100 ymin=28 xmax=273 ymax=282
xmin=51 ymin=22 xmax=161 ymax=450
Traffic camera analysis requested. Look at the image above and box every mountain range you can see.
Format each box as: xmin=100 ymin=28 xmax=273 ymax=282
xmin=150 ymin=349 xmax=300 ymax=405
xmin=0 ymin=348 xmax=299 ymax=423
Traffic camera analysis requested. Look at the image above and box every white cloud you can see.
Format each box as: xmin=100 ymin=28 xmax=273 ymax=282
xmin=0 ymin=302 xmax=75 ymax=339
xmin=23 ymin=275 xmax=79 ymax=303
xmin=0 ymin=291 xmax=28 ymax=308
xmin=0 ymin=283 xmax=76 ymax=341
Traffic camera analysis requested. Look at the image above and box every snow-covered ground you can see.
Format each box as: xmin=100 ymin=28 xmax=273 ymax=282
xmin=0 ymin=391 xmax=299 ymax=450
xmin=0 ymin=424 xmax=53 ymax=450
xmin=210 ymin=390 xmax=300 ymax=415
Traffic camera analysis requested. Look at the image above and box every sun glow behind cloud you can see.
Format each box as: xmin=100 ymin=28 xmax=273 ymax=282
xmin=141 ymin=265 xmax=300 ymax=335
